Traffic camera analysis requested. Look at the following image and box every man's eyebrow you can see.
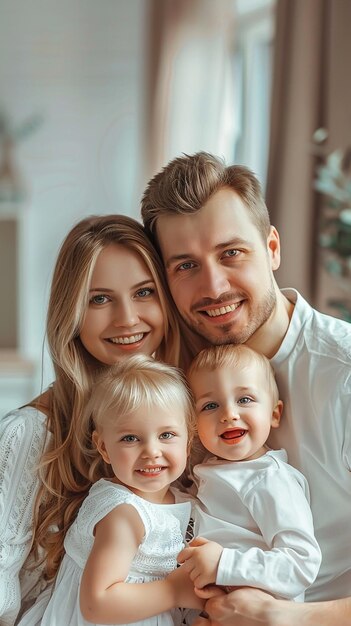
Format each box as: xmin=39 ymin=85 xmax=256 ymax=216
xmin=165 ymin=238 xmax=250 ymax=269
xmin=165 ymin=254 xmax=192 ymax=269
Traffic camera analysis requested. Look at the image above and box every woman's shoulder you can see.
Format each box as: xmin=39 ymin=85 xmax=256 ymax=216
xmin=0 ymin=405 xmax=48 ymax=436
xmin=0 ymin=406 xmax=50 ymax=483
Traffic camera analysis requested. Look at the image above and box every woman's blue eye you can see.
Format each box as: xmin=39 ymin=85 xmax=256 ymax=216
xmin=90 ymin=294 xmax=109 ymax=305
xmin=202 ymin=402 xmax=219 ymax=411
xmin=136 ymin=288 xmax=153 ymax=298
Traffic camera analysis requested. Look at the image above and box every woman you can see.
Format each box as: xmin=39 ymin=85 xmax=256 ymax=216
xmin=0 ymin=214 xmax=183 ymax=626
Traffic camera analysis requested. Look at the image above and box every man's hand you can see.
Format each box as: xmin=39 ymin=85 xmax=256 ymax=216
xmin=193 ymin=586 xmax=351 ymax=626
xmin=177 ymin=536 xmax=223 ymax=588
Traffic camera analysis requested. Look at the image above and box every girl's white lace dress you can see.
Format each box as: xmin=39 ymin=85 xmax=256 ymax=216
xmin=18 ymin=479 xmax=191 ymax=626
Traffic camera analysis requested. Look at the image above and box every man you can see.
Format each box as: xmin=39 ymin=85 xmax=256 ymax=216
xmin=141 ymin=152 xmax=351 ymax=626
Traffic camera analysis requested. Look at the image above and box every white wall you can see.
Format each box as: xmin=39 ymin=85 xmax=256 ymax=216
xmin=0 ymin=0 xmax=146 ymax=404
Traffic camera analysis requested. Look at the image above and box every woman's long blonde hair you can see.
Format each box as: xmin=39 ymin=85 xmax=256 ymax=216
xmin=31 ymin=214 xmax=182 ymax=580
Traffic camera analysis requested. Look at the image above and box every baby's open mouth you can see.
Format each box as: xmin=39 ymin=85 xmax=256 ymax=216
xmin=220 ymin=429 xmax=246 ymax=440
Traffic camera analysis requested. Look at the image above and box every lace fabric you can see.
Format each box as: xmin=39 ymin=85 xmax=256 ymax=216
xmin=0 ymin=407 xmax=50 ymax=626
xmin=18 ymin=480 xmax=192 ymax=626
xmin=65 ymin=480 xmax=191 ymax=577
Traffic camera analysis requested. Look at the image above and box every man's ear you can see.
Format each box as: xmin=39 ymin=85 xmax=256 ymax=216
xmin=267 ymin=226 xmax=281 ymax=271
xmin=92 ymin=430 xmax=111 ymax=464
xmin=271 ymin=399 xmax=283 ymax=429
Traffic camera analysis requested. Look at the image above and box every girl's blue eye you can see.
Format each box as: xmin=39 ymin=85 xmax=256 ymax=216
xmin=90 ymin=294 xmax=109 ymax=305
xmin=121 ymin=434 xmax=138 ymax=442
xmin=160 ymin=432 xmax=175 ymax=439
xmin=202 ymin=402 xmax=219 ymax=411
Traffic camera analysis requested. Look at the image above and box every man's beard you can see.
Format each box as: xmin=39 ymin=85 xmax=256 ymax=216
xmin=183 ymin=284 xmax=277 ymax=347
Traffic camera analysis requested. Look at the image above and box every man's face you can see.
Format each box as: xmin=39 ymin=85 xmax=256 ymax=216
xmin=156 ymin=187 xmax=281 ymax=347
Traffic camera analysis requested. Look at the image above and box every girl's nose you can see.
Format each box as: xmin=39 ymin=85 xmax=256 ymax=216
xmin=141 ymin=440 xmax=162 ymax=459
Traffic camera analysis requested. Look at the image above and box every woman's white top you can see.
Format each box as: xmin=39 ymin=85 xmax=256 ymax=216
xmin=18 ymin=479 xmax=191 ymax=626
xmin=0 ymin=407 xmax=51 ymax=626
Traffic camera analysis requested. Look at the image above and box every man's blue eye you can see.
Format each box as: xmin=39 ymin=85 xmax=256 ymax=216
xmin=224 ymin=249 xmax=239 ymax=257
xmin=178 ymin=262 xmax=194 ymax=271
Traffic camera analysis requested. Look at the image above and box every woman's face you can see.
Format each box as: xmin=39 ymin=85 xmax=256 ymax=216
xmin=79 ymin=244 xmax=164 ymax=364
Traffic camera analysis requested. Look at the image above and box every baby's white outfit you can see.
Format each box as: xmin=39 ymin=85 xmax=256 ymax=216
xmin=193 ymin=449 xmax=322 ymax=601
xmin=18 ymin=479 xmax=191 ymax=626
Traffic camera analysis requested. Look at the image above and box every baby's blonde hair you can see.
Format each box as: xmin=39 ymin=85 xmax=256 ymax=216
xmin=80 ymin=354 xmax=196 ymax=481
xmin=188 ymin=344 xmax=280 ymax=405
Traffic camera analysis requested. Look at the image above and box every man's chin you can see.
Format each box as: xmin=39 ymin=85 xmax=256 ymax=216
xmin=188 ymin=321 xmax=246 ymax=346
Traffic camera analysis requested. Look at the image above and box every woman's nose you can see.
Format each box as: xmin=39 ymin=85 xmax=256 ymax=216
xmin=113 ymin=299 xmax=140 ymax=327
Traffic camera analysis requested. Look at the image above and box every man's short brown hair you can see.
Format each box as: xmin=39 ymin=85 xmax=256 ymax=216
xmin=141 ymin=151 xmax=271 ymax=246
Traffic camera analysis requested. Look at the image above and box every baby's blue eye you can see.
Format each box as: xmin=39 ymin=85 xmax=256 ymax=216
xmin=238 ymin=397 xmax=252 ymax=405
xmin=160 ymin=432 xmax=175 ymax=439
xmin=202 ymin=402 xmax=219 ymax=411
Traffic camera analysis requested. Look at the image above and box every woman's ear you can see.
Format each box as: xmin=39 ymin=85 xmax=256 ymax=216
xmin=271 ymin=399 xmax=283 ymax=429
xmin=92 ymin=430 xmax=111 ymax=464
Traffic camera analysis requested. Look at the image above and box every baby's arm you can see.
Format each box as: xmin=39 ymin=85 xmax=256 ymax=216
xmin=80 ymin=503 xmax=202 ymax=624
xmin=178 ymin=536 xmax=223 ymax=588
xmin=213 ymin=468 xmax=322 ymax=599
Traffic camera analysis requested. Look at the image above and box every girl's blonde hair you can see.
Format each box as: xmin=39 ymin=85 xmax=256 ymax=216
xmin=80 ymin=354 xmax=196 ymax=482
xmin=188 ymin=344 xmax=280 ymax=405
xmin=31 ymin=214 xmax=182 ymax=581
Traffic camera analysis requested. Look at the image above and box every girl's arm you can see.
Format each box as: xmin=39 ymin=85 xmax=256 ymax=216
xmin=80 ymin=503 xmax=202 ymax=624
xmin=0 ymin=408 xmax=48 ymax=626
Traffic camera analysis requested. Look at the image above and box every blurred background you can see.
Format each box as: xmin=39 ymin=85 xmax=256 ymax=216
xmin=0 ymin=0 xmax=350 ymax=414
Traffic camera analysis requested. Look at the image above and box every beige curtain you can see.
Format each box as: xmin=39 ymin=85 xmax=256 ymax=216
xmin=266 ymin=0 xmax=351 ymax=308
xmin=143 ymin=0 xmax=234 ymax=184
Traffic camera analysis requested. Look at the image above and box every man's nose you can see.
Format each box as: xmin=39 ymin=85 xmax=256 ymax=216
xmin=199 ymin=263 xmax=231 ymax=300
